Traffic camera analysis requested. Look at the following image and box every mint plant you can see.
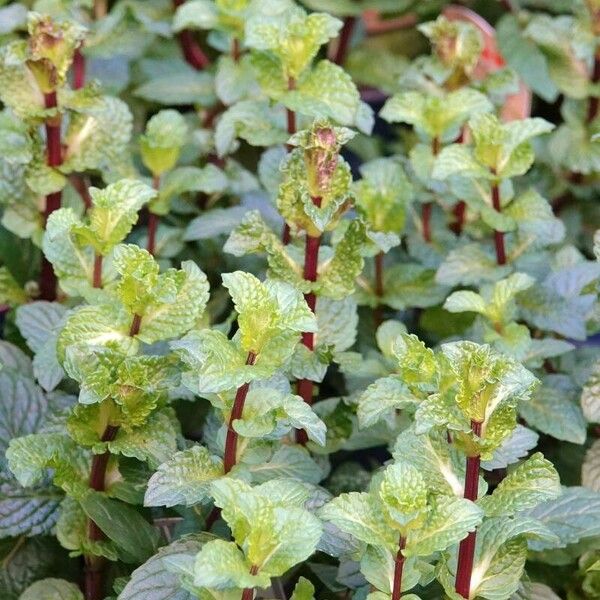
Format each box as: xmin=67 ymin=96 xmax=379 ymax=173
xmin=1 ymin=3 xmax=600 ymax=600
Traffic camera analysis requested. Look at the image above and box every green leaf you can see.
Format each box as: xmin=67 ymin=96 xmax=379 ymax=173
xmin=0 ymin=470 xmax=62 ymax=538
xmin=222 ymin=271 xmax=316 ymax=354
xmin=16 ymin=301 xmax=67 ymax=392
xmin=246 ymin=9 xmax=341 ymax=79
xmin=19 ymin=579 xmax=83 ymax=600
xmin=436 ymin=244 xmax=511 ymax=287
xmin=140 ymin=110 xmax=188 ymax=176
xmin=81 ymin=492 xmax=159 ymax=563
xmin=522 ymin=487 xmax=600 ymax=551
xmin=72 ymin=179 xmax=156 ymax=255
xmin=583 ymin=439 xmax=600 ymax=493
xmin=172 ymin=0 xmax=218 ymax=32
xmin=290 ymin=577 xmax=315 ymax=600
xmin=119 ymin=536 xmax=207 ymax=600
xmin=354 ymin=157 xmax=414 ymax=235
xmin=193 ymin=539 xmax=270 ymax=590
xmin=283 ymin=61 xmax=363 ymax=129
xmin=319 ymin=491 xmax=394 ymax=549
xmin=357 ymin=376 xmax=419 ymax=428
xmin=496 ymin=14 xmax=558 ymax=103
xmin=6 ymin=433 xmax=86 ymax=492
xmin=404 ymin=495 xmax=483 ymax=557
xmin=215 ymin=99 xmax=287 ymax=158
xmin=521 ymin=375 xmax=586 ymax=444
xmin=62 ymin=96 xmax=132 ymax=174
xmin=381 ymin=89 xmax=491 ymax=140
xmin=478 ymin=453 xmax=561 ymax=517
xmin=247 ymin=505 xmax=322 ymax=577
xmin=144 ymin=446 xmax=224 ymax=507
xmin=318 ymin=220 xmax=367 ymax=299
xmin=134 ymin=71 xmax=215 ymax=106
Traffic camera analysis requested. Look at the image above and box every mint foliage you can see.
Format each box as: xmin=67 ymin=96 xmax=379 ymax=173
xmin=0 ymin=3 xmax=598 ymax=600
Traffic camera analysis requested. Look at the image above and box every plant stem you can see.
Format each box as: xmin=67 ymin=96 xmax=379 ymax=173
xmin=491 ymin=180 xmax=506 ymax=265
xmin=296 ymin=201 xmax=322 ymax=444
xmin=451 ymin=131 xmax=466 ymax=235
xmin=147 ymin=175 xmax=160 ymax=256
xmin=129 ymin=313 xmax=142 ymax=337
xmin=331 ymin=17 xmax=356 ymax=65
xmin=84 ymin=424 xmax=119 ymax=600
xmin=93 ymin=253 xmax=102 ymax=289
xmin=422 ymin=202 xmax=432 ymax=243
xmin=455 ymin=419 xmax=482 ymax=599
xmin=391 ymin=535 xmax=407 ymax=600
xmin=231 ymin=37 xmax=241 ymax=62
xmin=241 ymin=565 xmax=259 ymax=600
xmin=374 ymin=251 xmax=385 ymax=328
xmin=451 ymin=201 xmax=467 ymax=235
xmin=94 ymin=0 xmax=107 ymax=19
xmin=587 ymin=50 xmax=600 ymax=123
xmin=282 ymin=76 xmax=297 ymax=245
xmin=422 ymin=136 xmax=440 ymax=244
xmin=172 ymin=0 xmax=211 ymax=70
xmin=73 ymin=47 xmax=85 ymax=89
xmin=224 ymin=352 xmax=257 ymax=473
xmin=40 ymin=91 xmax=62 ymax=301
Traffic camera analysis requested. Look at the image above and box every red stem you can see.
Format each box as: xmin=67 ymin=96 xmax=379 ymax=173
xmin=85 ymin=425 xmax=119 ymax=600
xmin=147 ymin=175 xmax=160 ymax=256
xmin=147 ymin=213 xmax=158 ymax=256
xmin=422 ymin=137 xmax=439 ymax=244
xmin=491 ymin=181 xmax=506 ymax=265
xmin=172 ymin=0 xmax=210 ymax=70
xmin=374 ymin=251 xmax=385 ymax=328
xmin=455 ymin=420 xmax=482 ymax=599
xmin=332 ymin=17 xmax=357 ymax=65
xmin=129 ymin=313 xmax=142 ymax=337
xmin=374 ymin=251 xmax=384 ymax=298
xmin=224 ymin=352 xmax=257 ymax=473
xmin=231 ymin=37 xmax=241 ymax=62
xmin=587 ymin=51 xmax=600 ymax=123
xmin=451 ymin=201 xmax=467 ymax=235
xmin=391 ymin=536 xmax=407 ymax=600
xmin=282 ymin=77 xmax=297 ymax=246
xmin=422 ymin=203 xmax=432 ymax=243
xmin=40 ymin=91 xmax=62 ymax=301
xmin=93 ymin=253 xmax=102 ymax=289
xmin=73 ymin=47 xmax=85 ymax=89
xmin=296 ymin=199 xmax=322 ymax=444
xmin=241 ymin=566 xmax=259 ymax=600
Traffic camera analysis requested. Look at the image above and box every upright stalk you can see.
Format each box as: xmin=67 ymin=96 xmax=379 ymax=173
xmin=93 ymin=253 xmax=102 ymax=289
xmin=73 ymin=47 xmax=85 ymax=89
xmin=296 ymin=197 xmax=322 ymax=444
xmin=84 ymin=424 xmax=119 ymax=600
xmin=172 ymin=0 xmax=211 ymax=70
xmin=223 ymin=352 xmax=257 ymax=473
xmin=241 ymin=565 xmax=259 ymax=600
xmin=40 ymin=91 xmax=62 ymax=301
xmin=491 ymin=178 xmax=506 ymax=265
xmin=451 ymin=131 xmax=466 ymax=235
xmin=331 ymin=17 xmax=357 ymax=65
xmin=282 ymin=77 xmax=297 ymax=245
xmin=147 ymin=175 xmax=160 ymax=256
xmin=94 ymin=0 xmax=107 ymax=19
xmin=231 ymin=37 xmax=241 ymax=62
xmin=391 ymin=535 xmax=407 ymax=600
xmin=587 ymin=50 xmax=600 ymax=124
xmin=455 ymin=420 xmax=482 ymax=598
xmin=374 ymin=251 xmax=385 ymax=327
xmin=422 ymin=136 xmax=440 ymax=243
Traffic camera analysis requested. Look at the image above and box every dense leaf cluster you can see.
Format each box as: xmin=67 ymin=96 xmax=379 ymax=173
xmin=0 ymin=1 xmax=600 ymax=600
